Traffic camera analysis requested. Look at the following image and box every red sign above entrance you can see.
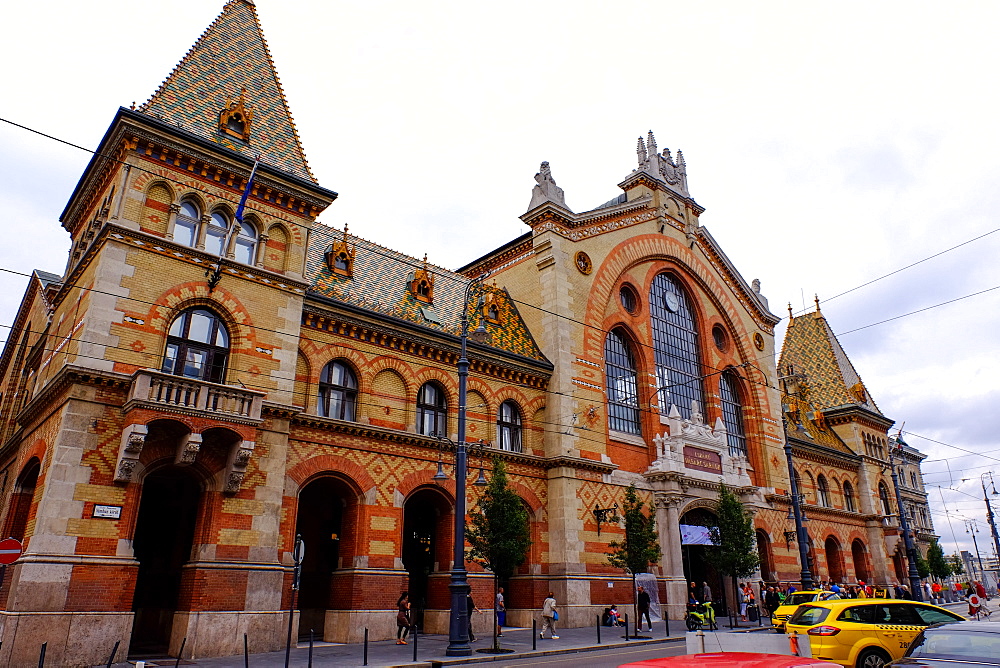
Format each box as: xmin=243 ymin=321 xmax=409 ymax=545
xmin=683 ymin=446 xmax=722 ymax=474
xmin=0 ymin=538 xmax=23 ymax=565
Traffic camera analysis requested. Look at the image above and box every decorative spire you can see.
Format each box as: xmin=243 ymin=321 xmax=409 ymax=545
xmin=814 ymin=294 xmax=822 ymax=316
xmin=637 ymin=137 xmax=647 ymax=163
xmin=788 ymin=303 xmax=794 ymax=319
xmin=647 ymin=130 xmax=658 ymax=157
xmin=138 ymin=0 xmax=315 ymax=182
xmin=631 ymin=129 xmax=690 ymax=197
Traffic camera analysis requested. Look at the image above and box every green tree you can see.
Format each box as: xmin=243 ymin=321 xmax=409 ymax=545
xmin=914 ymin=549 xmax=931 ymax=579
xmin=707 ymin=483 xmax=760 ymax=623
xmin=948 ymin=553 xmax=965 ymax=576
xmin=607 ymin=484 xmax=662 ymax=637
xmin=926 ymin=540 xmax=951 ymax=581
xmin=466 ymin=456 xmax=531 ymax=651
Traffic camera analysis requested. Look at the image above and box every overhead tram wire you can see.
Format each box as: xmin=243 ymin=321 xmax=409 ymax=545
xmin=5 ymin=113 xmax=1000 ymax=387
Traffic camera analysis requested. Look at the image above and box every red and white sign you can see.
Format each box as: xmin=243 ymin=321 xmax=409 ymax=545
xmin=0 ymin=538 xmax=23 ymax=565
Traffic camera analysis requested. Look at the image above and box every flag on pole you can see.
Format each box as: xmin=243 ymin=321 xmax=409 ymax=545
xmin=234 ymin=158 xmax=259 ymax=225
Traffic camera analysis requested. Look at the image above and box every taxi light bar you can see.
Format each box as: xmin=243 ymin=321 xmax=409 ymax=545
xmin=807 ymin=625 xmax=841 ymax=636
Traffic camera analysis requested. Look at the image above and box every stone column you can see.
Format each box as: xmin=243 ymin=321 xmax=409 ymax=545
xmin=255 ymin=233 xmax=269 ymax=268
xmin=656 ymin=493 xmax=686 ymax=620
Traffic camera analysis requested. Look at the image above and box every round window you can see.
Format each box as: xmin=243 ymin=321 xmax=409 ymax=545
xmin=712 ymin=324 xmax=728 ymax=352
xmin=619 ymin=285 xmax=639 ymax=314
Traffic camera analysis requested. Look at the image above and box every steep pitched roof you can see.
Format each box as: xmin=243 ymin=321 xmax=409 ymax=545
xmin=305 ymin=226 xmax=549 ymax=364
xmin=139 ymin=0 xmax=315 ymax=182
xmin=778 ymin=304 xmax=882 ymax=415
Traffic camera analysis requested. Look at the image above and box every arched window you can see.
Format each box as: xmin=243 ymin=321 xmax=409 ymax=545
xmin=234 ymin=220 xmax=257 ymax=265
xmin=843 ymin=481 xmax=856 ymax=512
xmin=817 ymin=475 xmax=831 ymax=507
xmin=496 ymin=400 xmax=522 ymax=452
xmin=417 ymin=382 xmax=447 ymax=436
xmin=878 ymin=481 xmax=893 ymax=516
xmin=175 ymin=200 xmax=200 ymax=247
xmin=318 ymin=360 xmax=357 ymax=421
xmin=805 ymin=471 xmax=815 ymax=503
xmin=206 ymin=211 xmax=230 ymax=256
xmin=719 ymin=369 xmax=747 ymax=457
xmin=604 ymin=329 xmax=640 ymax=435
xmin=162 ymin=308 xmax=229 ymax=383
xmin=649 ymin=274 xmax=703 ymax=419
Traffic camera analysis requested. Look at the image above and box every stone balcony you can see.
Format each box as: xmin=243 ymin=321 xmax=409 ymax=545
xmin=124 ymin=369 xmax=265 ymax=425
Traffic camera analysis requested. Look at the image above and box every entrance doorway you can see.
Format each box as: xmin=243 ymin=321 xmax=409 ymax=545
xmin=295 ymin=476 xmax=353 ymax=638
xmin=680 ymin=508 xmax=726 ymax=615
xmin=129 ymin=467 xmax=201 ymax=656
xmin=825 ymin=537 xmax=844 ymax=583
xmin=402 ymin=488 xmax=451 ymax=630
xmin=852 ymin=539 xmax=871 ymax=582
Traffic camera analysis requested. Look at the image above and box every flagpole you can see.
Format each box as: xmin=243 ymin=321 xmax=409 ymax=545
xmin=208 ymin=156 xmax=259 ymax=291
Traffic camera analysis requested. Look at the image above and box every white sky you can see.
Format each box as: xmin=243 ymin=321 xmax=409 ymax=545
xmin=2 ymin=0 xmax=999 ymax=565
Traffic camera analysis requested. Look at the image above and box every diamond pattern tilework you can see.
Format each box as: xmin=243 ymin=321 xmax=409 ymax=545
xmin=139 ymin=0 xmax=315 ymax=182
xmin=306 ymin=225 xmax=547 ymax=362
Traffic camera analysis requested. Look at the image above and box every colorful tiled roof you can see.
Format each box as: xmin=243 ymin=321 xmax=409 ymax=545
xmin=306 ymin=225 xmax=548 ymax=363
xmin=139 ymin=0 xmax=315 ymax=182
xmin=778 ymin=305 xmax=882 ymax=415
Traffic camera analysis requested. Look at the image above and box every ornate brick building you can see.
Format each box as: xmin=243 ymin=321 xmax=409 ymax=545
xmin=0 ymin=1 xmax=933 ymax=665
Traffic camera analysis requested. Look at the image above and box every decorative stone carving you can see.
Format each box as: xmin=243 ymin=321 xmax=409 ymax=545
xmin=634 ymin=131 xmax=689 ymax=196
xmin=224 ymin=440 xmax=256 ymax=494
xmin=175 ymin=432 xmax=203 ymax=465
xmin=219 ymin=88 xmax=254 ymax=142
xmin=114 ymin=424 xmax=148 ymax=483
xmin=527 ymin=161 xmax=568 ymax=211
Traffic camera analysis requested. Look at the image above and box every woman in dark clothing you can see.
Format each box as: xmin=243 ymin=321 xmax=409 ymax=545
xmin=396 ymin=592 xmax=411 ymax=644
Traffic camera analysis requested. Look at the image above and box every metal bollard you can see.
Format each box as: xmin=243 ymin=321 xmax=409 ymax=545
xmin=664 ymin=614 xmax=670 ymax=637
xmin=244 ymin=633 xmax=249 ymax=668
xmin=363 ymin=628 xmax=369 ymax=666
xmin=106 ymin=640 xmax=120 ymax=668
xmin=597 ymin=614 xmax=601 ymax=644
xmin=175 ymin=637 xmax=186 ymax=668
xmin=38 ymin=642 xmax=46 ymax=668
xmin=624 ymin=613 xmax=630 ymax=640
xmin=308 ymin=629 xmax=314 ymax=668
xmin=532 ymin=619 xmax=537 ymax=650
xmin=412 ymin=624 xmax=417 ymax=662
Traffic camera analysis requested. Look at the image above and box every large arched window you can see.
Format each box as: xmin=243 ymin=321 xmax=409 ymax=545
xmin=649 ymin=273 xmax=703 ymax=419
xmin=318 ymin=360 xmax=357 ymax=421
xmin=496 ymin=400 xmax=522 ymax=452
xmin=174 ymin=200 xmax=200 ymax=247
xmin=162 ymin=308 xmax=229 ymax=383
xmin=719 ymin=369 xmax=747 ymax=457
xmin=417 ymin=382 xmax=447 ymax=436
xmin=206 ymin=211 xmax=230 ymax=256
xmin=817 ymin=475 xmax=831 ymax=507
xmin=234 ymin=220 xmax=258 ymax=265
xmin=604 ymin=328 xmax=640 ymax=434
xmin=878 ymin=481 xmax=893 ymax=516
xmin=843 ymin=481 xmax=856 ymax=512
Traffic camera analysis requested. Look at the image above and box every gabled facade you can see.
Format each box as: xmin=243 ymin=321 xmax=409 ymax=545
xmin=778 ymin=302 xmax=936 ymax=588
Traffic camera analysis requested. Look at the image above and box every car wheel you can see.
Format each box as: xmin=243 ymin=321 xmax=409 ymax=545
xmin=856 ymin=648 xmax=891 ymax=668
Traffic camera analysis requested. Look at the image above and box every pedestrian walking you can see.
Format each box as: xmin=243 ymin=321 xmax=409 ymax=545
xmin=540 ymin=591 xmax=559 ymax=639
xmin=701 ymin=581 xmax=713 ymax=604
xmin=637 ymin=585 xmax=652 ymax=631
xmin=467 ymin=592 xmax=482 ymax=641
xmin=396 ymin=591 xmax=411 ymax=645
xmin=495 ymin=586 xmax=506 ymax=637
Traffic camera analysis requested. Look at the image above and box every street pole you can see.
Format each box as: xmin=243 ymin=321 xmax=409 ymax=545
xmin=981 ymin=473 xmax=1000 ymax=569
xmin=888 ymin=444 xmax=923 ymax=601
xmin=782 ymin=415 xmax=815 ymax=591
xmin=966 ymin=519 xmax=986 ymax=576
xmin=445 ymin=273 xmax=489 ymax=657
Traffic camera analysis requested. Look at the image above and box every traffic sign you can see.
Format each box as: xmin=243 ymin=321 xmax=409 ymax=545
xmin=0 ymin=538 xmax=23 ymax=565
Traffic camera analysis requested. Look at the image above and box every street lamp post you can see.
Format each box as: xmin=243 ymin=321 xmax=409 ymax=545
xmin=888 ymin=437 xmax=923 ymax=601
xmin=444 ymin=273 xmax=490 ymax=657
xmin=782 ymin=414 xmax=815 ymax=591
xmin=965 ymin=519 xmax=986 ymax=577
xmin=981 ymin=473 xmax=1000 ymax=568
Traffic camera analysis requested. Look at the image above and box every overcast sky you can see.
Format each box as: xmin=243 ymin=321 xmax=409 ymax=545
xmin=2 ymin=0 xmax=999 ymax=564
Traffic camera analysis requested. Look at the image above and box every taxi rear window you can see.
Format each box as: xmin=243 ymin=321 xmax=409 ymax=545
xmin=788 ymin=605 xmax=830 ymax=626
xmin=837 ymin=605 xmax=877 ymax=624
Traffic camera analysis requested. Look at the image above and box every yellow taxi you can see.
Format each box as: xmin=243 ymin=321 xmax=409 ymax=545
xmin=772 ymin=591 xmax=839 ymax=631
xmin=784 ymin=599 xmax=964 ymax=668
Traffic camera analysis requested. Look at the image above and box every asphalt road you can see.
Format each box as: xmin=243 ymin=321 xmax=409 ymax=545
xmin=455 ymin=640 xmax=688 ymax=668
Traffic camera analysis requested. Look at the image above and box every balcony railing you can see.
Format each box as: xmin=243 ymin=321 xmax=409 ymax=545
xmin=126 ymin=369 xmax=264 ymax=422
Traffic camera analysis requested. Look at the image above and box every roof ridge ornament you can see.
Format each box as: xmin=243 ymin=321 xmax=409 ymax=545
xmin=527 ymin=161 xmax=569 ymax=211
xmin=635 ymin=130 xmax=690 ymax=196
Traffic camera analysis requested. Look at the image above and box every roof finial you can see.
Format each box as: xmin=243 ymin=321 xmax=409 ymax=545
xmin=647 ymin=130 xmax=658 ymax=157
xmin=343 ymin=222 xmax=349 ymax=242
xmin=814 ymin=294 xmax=821 ymax=313
xmin=787 ymin=302 xmax=793 ymax=319
xmin=423 ymin=253 xmax=428 ymax=269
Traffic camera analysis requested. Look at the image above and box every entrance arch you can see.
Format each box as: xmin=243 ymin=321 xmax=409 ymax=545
xmin=294 ymin=475 xmax=360 ymax=637
xmin=402 ymin=487 xmax=453 ymax=630
xmin=680 ymin=507 xmax=725 ymax=614
xmin=852 ymin=539 xmax=871 ymax=582
xmin=129 ymin=466 xmax=202 ymax=655
xmin=5 ymin=457 xmax=41 ymax=542
xmin=756 ymin=529 xmax=776 ymax=583
xmin=825 ymin=536 xmax=844 ymax=583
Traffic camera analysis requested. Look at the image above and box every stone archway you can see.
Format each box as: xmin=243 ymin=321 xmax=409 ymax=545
xmin=401 ymin=486 xmax=453 ymax=631
xmin=825 ymin=536 xmax=844 ymax=584
xmin=852 ymin=539 xmax=872 ymax=583
xmin=679 ymin=507 xmax=726 ymax=615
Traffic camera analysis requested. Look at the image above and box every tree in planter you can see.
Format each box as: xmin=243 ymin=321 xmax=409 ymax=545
xmin=606 ymin=484 xmax=661 ymax=638
xmin=707 ymin=483 xmax=760 ymax=625
xmin=466 ymin=456 xmax=531 ymax=652
xmin=948 ymin=553 xmax=965 ymax=577
xmin=926 ymin=540 xmax=951 ymax=584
